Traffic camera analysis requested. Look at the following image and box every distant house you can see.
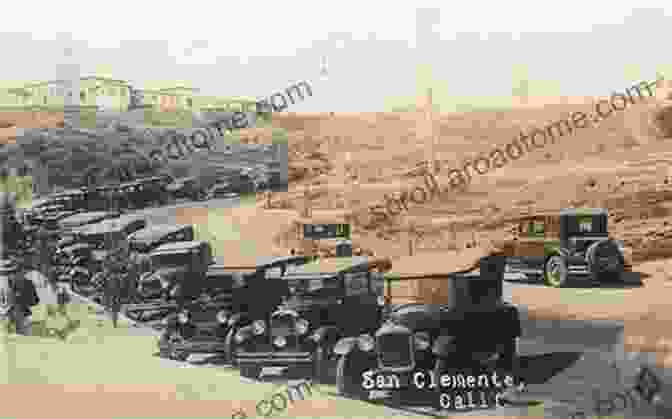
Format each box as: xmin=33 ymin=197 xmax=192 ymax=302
xmin=0 ymin=76 xmax=254 ymax=115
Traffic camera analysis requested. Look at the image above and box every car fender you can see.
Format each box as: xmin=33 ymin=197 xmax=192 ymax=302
xmin=309 ymin=326 xmax=342 ymax=346
xmin=333 ymin=337 xmax=360 ymax=356
xmin=432 ymin=335 xmax=458 ymax=357
xmin=227 ymin=312 xmax=250 ymax=328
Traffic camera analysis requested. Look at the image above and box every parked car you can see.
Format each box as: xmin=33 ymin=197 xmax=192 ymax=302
xmin=58 ymin=211 xmax=119 ymax=232
xmin=332 ymin=250 xmax=521 ymax=402
xmin=128 ymin=224 xmax=195 ymax=254
xmin=83 ymin=184 xmax=124 ymax=211
xmin=63 ymin=215 xmax=145 ymax=290
xmin=157 ymin=255 xmax=313 ymax=361
xmin=135 ymin=176 xmax=173 ymax=206
xmin=501 ymin=208 xmax=632 ymax=287
xmin=165 ymin=176 xmax=207 ymax=201
xmin=233 ymin=256 xmax=393 ymax=381
xmin=124 ymin=241 xmax=213 ymax=322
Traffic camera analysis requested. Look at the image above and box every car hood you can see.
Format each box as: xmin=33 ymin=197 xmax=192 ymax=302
xmin=385 ymin=303 xmax=443 ymax=331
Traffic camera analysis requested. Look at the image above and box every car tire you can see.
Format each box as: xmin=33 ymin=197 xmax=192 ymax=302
xmin=586 ymin=240 xmax=624 ymax=283
xmin=335 ymin=350 xmax=377 ymax=400
xmin=240 ymin=365 xmax=261 ymax=380
xmin=223 ymin=327 xmax=240 ymax=366
xmin=171 ymin=350 xmax=189 ymax=362
xmin=544 ymin=256 xmax=568 ymax=287
xmin=313 ymin=344 xmax=331 ymax=383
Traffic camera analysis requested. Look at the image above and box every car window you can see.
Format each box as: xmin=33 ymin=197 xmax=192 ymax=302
xmin=578 ymin=216 xmax=593 ymax=233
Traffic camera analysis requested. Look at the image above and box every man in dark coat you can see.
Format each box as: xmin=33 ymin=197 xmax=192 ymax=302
xmin=5 ymin=257 xmax=40 ymax=335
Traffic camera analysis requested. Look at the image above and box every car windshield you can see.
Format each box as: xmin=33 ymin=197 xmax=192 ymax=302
xmin=151 ymin=251 xmax=192 ymax=268
xmin=567 ymin=215 xmax=607 ymax=236
xmin=285 ymin=275 xmax=343 ymax=298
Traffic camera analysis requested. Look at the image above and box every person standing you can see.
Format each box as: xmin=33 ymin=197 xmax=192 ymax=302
xmin=6 ymin=257 xmax=39 ymax=335
xmin=102 ymin=244 xmax=124 ymax=328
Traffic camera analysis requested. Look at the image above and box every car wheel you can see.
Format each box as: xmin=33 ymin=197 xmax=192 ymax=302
xmin=223 ymin=327 xmax=240 ymax=366
xmin=544 ymin=256 xmax=568 ymax=287
xmin=335 ymin=349 xmax=377 ymax=400
xmin=171 ymin=350 xmax=188 ymax=362
xmin=240 ymin=365 xmax=261 ymax=380
xmin=313 ymin=344 xmax=332 ymax=384
xmin=586 ymin=240 xmax=624 ymax=283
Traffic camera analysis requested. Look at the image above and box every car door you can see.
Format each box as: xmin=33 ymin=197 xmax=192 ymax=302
xmin=341 ymin=270 xmax=380 ymax=335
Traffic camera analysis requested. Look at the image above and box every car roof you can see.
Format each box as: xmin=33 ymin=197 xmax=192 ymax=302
xmin=285 ymin=256 xmax=392 ymax=276
xmin=59 ymin=211 xmax=114 ymax=227
xmin=129 ymin=224 xmax=191 ymax=242
xmin=385 ymin=247 xmax=498 ymax=280
xmin=52 ymin=188 xmax=84 ymax=196
xmin=79 ymin=215 xmax=145 ymax=234
xmin=559 ymin=208 xmax=608 ymax=216
xmin=151 ymin=240 xmax=207 ymax=253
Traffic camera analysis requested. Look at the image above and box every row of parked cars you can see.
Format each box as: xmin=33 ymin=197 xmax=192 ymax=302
xmin=33 ymin=204 xmax=523 ymax=402
xmin=26 ymin=167 xmax=275 ymax=226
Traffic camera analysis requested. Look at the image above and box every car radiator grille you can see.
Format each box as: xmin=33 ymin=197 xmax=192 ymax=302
xmin=377 ymin=333 xmax=414 ymax=370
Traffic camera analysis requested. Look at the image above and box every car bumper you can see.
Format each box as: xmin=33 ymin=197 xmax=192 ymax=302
xmin=236 ymin=350 xmax=314 ymax=366
xmin=159 ymin=339 xmax=228 ymax=354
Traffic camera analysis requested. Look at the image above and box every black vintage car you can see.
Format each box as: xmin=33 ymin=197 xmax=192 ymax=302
xmin=234 ymin=256 xmax=393 ymax=381
xmin=331 ymin=250 xmax=521 ymax=402
xmin=128 ymin=224 xmax=195 ymax=254
xmin=502 ymin=208 xmax=632 ymax=287
xmin=165 ymin=176 xmax=208 ymax=202
xmin=83 ymin=184 xmax=124 ymax=211
xmin=134 ymin=176 xmax=173 ymax=206
xmin=64 ymin=215 xmax=146 ymax=291
xmin=124 ymin=241 xmax=213 ymax=322
xmin=156 ymin=255 xmax=312 ymax=362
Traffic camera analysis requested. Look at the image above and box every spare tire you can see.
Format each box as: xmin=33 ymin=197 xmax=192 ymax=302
xmin=586 ymin=240 xmax=624 ymax=282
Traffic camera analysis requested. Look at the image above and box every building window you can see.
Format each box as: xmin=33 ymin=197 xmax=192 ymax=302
xmin=43 ymin=96 xmax=47 ymax=105
xmin=80 ymin=91 xmax=86 ymax=102
xmin=108 ymin=88 xmax=115 ymax=96
xmin=120 ymin=88 xmax=127 ymax=96
xmin=186 ymin=98 xmax=193 ymax=107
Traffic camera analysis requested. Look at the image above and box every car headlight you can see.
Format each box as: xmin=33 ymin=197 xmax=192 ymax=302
xmin=295 ymin=319 xmax=309 ymax=335
xmin=377 ymin=296 xmax=386 ymax=306
xmin=414 ymin=332 xmax=431 ymax=350
xmin=357 ymin=334 xmax=375 ymax=352
xmin=216 ymin=310 xmax=229 ymax=324
xmin=273 ymin=336 xmax=287 ymax=347
xmin=252 ymin=320 xmax=266 ymax=335
xmin=235 ymin=332 xmax=246 ymax=343
xmin=161 ymin=278 xmax=170 ymax=289
xmin=177 ymin=311 xmax=189 ymax=324
xmin=614 ymin=240 xmax=625 ymax=252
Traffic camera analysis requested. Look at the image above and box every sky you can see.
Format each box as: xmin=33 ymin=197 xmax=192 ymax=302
xmin=1 ymin=1 xmax=672 ymax=113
